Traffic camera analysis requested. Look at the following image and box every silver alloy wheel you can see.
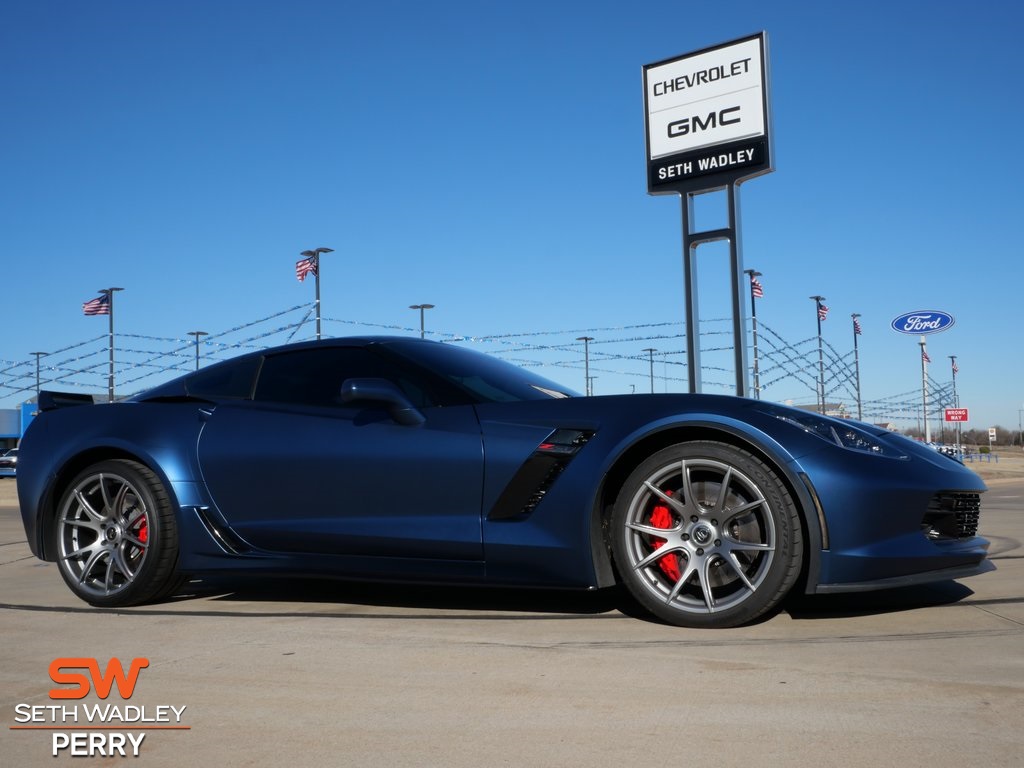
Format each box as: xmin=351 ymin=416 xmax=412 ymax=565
xmin=621 ymin=456 xmax=776 ymax=616
xmin=57 ymin=471 xmax=152 ymax=599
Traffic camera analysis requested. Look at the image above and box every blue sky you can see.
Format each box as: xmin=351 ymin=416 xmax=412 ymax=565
xmin=1 ymin=1 xmax=1022 ymax=433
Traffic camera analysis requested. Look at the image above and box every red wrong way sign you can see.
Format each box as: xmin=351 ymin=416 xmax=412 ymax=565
xmin=945 ymin=408 xmax=969 ymax=422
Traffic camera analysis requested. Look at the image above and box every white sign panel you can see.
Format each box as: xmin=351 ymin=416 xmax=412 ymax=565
xmin=643 ymin=33 xmax=772 ymax=192
xmin=646 ymin=36 xmax=766 ymax=160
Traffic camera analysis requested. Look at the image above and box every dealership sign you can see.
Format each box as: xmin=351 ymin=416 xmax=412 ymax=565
xmin=890 ymin=310 xmax=955 ymax=335
xmin=643 ymin=33 xmax=772 ymax=193
xmin=944 ymin=408 xmax=969 ymax=422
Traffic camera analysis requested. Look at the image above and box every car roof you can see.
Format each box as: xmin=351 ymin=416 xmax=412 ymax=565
xmin=133 ymin=336 xmax=434 ymax=401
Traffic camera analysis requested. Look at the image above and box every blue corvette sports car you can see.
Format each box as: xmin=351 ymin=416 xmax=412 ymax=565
xmin=17 ymin=337 xmax=992 ymax=628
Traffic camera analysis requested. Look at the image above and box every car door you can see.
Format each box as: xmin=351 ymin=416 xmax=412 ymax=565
xmin=196 ymin=345 xmax=484 ymax=561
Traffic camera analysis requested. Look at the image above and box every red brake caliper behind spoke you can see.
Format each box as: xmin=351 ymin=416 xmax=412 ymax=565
xmin=136 ymin=507 xmax=148 ymax=545
xmin=650 ymin=490 xmax=681 ymax=582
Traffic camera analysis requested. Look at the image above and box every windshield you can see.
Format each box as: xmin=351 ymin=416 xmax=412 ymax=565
xmin=382 ymin=340 xmax=579 ymax=403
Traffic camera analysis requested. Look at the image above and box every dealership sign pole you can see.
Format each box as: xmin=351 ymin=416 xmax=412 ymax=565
xmin=643 ymin=32 xmax=773 ymax=396
xmin=891 ymin=310 xmax=955 ymax=441
xmin=919 ymin=339 xmax=931 ymax=442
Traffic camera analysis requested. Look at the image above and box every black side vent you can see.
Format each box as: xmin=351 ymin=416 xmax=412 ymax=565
xmin=520 ymin=461 xmax=569 ymax=517
xmin=921 ymin=492 xmax=981 ymax=540
xmin=488 ymin=429 xmax=594 ymax=521
xmin=191 ymin=506 xmax=253 ymax=554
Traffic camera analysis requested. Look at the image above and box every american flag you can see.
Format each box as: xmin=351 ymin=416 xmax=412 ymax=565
xmin=82 ymin=294 xmax=110 ymax=316
xmin=952 ymin=359 xmax=959 ymax=374
xmin=853 ymin=317 xmax=862 ymax=335
xmin=817 ymin=303 xmax=829 ymax=321
xmin=295 ymin=256 xmax=317 ymax=282
xmin=750 ymin=275 xmax=764 ymax=298
xmin=922 ymin=349 xmax=931 ymax=364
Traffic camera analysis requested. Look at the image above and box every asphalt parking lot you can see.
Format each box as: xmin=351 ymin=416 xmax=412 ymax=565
xmin=1 ymin=471 xmax=1021 ymax=767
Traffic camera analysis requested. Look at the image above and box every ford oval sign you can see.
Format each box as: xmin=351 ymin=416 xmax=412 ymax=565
xmin=890 ymin=310 xmax=955 ymax=335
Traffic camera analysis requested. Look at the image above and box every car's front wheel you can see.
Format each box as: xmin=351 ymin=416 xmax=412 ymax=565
xmin=611 ymin=441 xmax=802 ymax=628
xmin=55 ymin=459 xmax=179 ymax=607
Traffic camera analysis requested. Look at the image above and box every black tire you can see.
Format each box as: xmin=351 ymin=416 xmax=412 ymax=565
xmin=54 ymin=459 xmax=179 ymax=607
xmin=611 ymin=441 xmax=802 ymax=628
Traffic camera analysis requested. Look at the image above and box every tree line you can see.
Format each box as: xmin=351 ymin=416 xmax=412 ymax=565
xmin=903 ymin=425 xmax=1024 ymax=447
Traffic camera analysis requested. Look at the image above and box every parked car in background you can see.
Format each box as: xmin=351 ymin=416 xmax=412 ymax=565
xmin=930 ymin=443 xmax=964 ymax=461
xmin=0 ymin=448 xmax=17 ymax=477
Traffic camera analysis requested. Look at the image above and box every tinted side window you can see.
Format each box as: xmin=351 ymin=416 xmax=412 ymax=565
xmin=253 ymin=347 xmax=434 ymax=409
xmin=186 ymin=356 xmax=261 ymax=399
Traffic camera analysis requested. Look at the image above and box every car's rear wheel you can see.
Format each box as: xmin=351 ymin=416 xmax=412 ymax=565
xmin=611 ymin=441 xmax=802 ymax=628
xmin=55 ymin=459 xmax=179 ymax=607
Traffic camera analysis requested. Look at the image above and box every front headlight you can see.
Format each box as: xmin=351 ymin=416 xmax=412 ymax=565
xmin=761 ymin=407 xmax=907 ymax=458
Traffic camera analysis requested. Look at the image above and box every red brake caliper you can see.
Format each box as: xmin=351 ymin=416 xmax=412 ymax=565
xmin=137 ymin=518 xmax=148 ymax=544
xmin=650 ymin=490 xmax=681 ymax=582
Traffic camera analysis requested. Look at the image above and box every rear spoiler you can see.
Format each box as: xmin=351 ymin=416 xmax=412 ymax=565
xmin=38 ymin=391 xmax=100 ymax=412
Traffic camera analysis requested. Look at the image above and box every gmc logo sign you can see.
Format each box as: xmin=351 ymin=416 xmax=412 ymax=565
xmin=667 ymin=106 xmax=740 ymax=138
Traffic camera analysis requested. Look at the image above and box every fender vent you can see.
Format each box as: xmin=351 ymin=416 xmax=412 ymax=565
xmin=488 ymin=429 xmax=594 ymax=520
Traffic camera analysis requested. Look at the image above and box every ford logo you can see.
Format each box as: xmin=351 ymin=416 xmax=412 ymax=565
xmin=890 ymin=310 xmax=955 ymax=335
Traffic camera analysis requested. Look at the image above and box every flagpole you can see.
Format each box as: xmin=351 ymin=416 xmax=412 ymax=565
xmin=810 ymin=295 xmax=826 ymax=414
xmin=949 ymin=355 xmax=959 ymax=447
xmin=744 ymin=269 xmax=761 ymax=399
xmin=314 ymin=254 xmax=321 ymax=340
xmin=852 ymin=313 xmax=862 ymax=421
xmin=920 ymin=337 xmax=930 ymax=443
xmin=300 ymin=247 xmax=334 ymax=341
xmin=100 ymin=287 xmax=124 ymax=402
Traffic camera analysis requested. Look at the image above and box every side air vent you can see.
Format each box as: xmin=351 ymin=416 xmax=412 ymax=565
xmin=921 ymin=492 xmax=981 ymax=540
xmin=488 ymin=429 xmax=594 ymax=521
xmin=191 ymin=506 xmax=253 ymax=554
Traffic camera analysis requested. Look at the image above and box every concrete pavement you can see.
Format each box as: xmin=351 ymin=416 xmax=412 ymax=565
xmin=1 ymin=476 xmax=1021 ymax=767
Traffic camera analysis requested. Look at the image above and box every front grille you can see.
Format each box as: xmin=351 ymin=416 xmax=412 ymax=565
xmin=921 ymin=493 xmax=981 ymax=540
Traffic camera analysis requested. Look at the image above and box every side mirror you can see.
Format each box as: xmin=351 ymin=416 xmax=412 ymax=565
xmin=339 ymin=378 xmax=426 ymax=427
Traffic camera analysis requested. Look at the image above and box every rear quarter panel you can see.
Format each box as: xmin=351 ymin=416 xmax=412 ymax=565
xmin=17 ymin=402 xmax=208 ymax=559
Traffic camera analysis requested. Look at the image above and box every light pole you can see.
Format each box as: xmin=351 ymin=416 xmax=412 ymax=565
xmin=577 ymin=336 xmax=594 ymax=396
xmin=851 ymin=313 xmax=862 ymax=420
xmin=745 ymin=269 xmax=762 ymax=399
xmin=189 ymin=331 xmax=208 ymax=371
xmin=99 ymin=287 xmax=124 ymax=403
xmin=30 ymin=352 xmax=46 ymax=403
xmin=1017 ymin=406 xmax=1022 ymax=450
xmin=810 ymin=296 xmax=827 ymax=413
xmin=300 ymin=247 xmax=334 ymax=340
xmin=642 ymin=347 xmax=656 ymax=394
xmin=409 ymin=304 xmax=435 ymax=339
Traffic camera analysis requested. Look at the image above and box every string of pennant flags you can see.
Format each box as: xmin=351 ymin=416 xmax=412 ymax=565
xmin=0 ymin=267 xmax=963 ymax=429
